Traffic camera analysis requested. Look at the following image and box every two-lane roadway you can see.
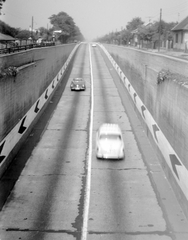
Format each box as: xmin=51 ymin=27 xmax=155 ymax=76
xmin=0 ymin=43 xmax=188 ymax=240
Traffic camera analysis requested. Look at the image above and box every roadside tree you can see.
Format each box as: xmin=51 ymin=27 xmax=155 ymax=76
xmin=15 ymin=30 xmax=31 ymax=40
xmin=0 ymin=20 xmax=19 ymax=37
xmin=126 ymin=17 xmax=144 ymax=32
xmin=49 ymin=11 xmax=81 ymax=43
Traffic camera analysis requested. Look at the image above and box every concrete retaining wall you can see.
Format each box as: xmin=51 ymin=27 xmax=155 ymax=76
xmin=101 ymin=44 xmax=188 ymax=218
xmin=0 ymin=44 xmax=78 ymax=176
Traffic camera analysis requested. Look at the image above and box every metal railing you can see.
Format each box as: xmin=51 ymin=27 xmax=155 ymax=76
xmin=0 ymin=42 xmax=55 ymax=54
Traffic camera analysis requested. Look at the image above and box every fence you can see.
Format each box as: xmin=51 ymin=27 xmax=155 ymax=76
xmin=0 ymin=42 xmax=55 ymax=54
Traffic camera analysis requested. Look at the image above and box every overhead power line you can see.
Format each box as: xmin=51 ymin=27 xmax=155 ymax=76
xmin=144 ymin=1 xmax=188 ymax=23
xmin=162 ymin=1 xmax=187 ymax=12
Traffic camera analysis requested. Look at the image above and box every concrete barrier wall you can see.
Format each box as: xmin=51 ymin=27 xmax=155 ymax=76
xmin=101 ymin=44 xmax=188 ymax=218
xmin=0 ymin=44 xmax=79 ymax=176
xmin=0 ymin=44 xmax=76 ymax=141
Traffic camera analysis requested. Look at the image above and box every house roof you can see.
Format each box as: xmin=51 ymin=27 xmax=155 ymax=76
xmin=131 ymin=22 xmax=152 ymax=34
xmin=171 ymin=16 xmax=188 ymax=31
xmin=0 ymin=32 xmax=15 ymax=41
xmin=131 ymin=29 xmax=138 ymax=34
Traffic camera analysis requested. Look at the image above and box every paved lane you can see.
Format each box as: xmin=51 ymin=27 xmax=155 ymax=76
xmin=0 ymin=43 xmax=188 ymax=240
xmin=86 ymin=45 xmax=188 ymax=240
xmin=0 ymin=44 xmax=91 ymax=240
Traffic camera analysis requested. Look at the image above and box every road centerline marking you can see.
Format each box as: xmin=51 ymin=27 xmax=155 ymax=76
xmin=81 ymin=44 xmax=94 ymax=240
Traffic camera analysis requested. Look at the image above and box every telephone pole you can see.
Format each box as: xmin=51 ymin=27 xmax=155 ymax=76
xmin=31 ymin=16 xmax=34 ymax=40
xmin=158 ymin=8 xmax=162 ymax=52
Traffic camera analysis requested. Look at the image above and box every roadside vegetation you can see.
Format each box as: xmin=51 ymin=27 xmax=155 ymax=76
xmin=0 ymin=11 xmax=84 ymax=44
xmin=96 ymin=17 xmax=177 ymax=48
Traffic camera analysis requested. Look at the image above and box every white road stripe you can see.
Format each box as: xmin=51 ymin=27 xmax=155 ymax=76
xmin=81 ymin=44 xmax=94 ymax=240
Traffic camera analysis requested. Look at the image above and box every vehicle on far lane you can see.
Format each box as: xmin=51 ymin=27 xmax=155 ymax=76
xmin=92 ymin=43 xmax=97 ymax=47
xmin=70 ymin=78 xmax=86 ymax=91
xmin=96 ymin=123 xmax=125 ymax=159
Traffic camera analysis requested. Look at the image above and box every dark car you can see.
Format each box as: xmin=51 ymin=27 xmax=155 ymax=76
xmin=70 ymin=78 xmax=86 ymax=91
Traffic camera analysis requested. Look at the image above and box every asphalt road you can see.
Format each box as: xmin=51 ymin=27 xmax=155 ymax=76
xmin=0 ymin=43 xmax=188 ymax=240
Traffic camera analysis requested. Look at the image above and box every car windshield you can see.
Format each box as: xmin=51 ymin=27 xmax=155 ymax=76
xmin=74 ymin=79 xmax=82 ymax=82
xmin=100 ymin=134 xmax=121 ymax=140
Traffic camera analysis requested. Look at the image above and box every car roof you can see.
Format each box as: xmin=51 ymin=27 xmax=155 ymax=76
xmin=99 ymin=123 xmax=122 ymax=135
xmin=73 ymin=78 xmax=83 ymax=81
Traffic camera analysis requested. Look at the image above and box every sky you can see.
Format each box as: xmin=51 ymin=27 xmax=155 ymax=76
xmin=0 ymin=0 xmax=188 ymax=40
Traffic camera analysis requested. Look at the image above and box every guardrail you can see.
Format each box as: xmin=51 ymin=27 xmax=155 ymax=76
xmin=0 ymin=42 xmax=55 ymax=54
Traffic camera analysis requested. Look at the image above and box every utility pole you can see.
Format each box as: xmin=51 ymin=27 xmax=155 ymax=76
xmin=31 ymin=16 xmax=34 ymax=40
xmin=158 ymin=8 xmax=162 ymax=52
xmin=47 ymin=24 xmax=48 ymax=41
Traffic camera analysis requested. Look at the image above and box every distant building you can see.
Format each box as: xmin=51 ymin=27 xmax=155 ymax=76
xmin=131 ymin=22 xmax=152 ymax=48
xmin=0 ymin=33 xmax=15 ymax=49
xmin=0 ymin=32 xmax=15 ymax=41
xmin=171 ymin=16 xmax=188 ymax=51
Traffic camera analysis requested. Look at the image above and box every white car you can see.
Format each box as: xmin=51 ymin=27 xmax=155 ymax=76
xmin=96 ymin=123 xmax=125 ymax=159
xmin=92 ymin=43 xmax=97 ymax=47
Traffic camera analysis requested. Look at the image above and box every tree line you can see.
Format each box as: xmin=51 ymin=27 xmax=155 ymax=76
xmin=97 ymin=17 xmax=177 ymax=48
xmin=0 ymin=11 xmax=85 ymax=43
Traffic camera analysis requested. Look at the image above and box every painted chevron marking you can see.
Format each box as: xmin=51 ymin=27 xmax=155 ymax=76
xmin=152 ymin=124 xmax=160 ymax=142
xmin=128 ymin=84 xmax=131 ymax=92
xmin=34 ymin=100 xmax=40 ymax=113
xmin=169 ymin=154 xmax=182 ymax=179
xmin=52 ymin=80 xmax=55 ymax=89
xmin=0 ymin=141 xmax=6 ymax=163
xmin=141 ymin=105 xmax=146 ymax=119
xmin=45 ymin=89 xmax=48 ymax=99
xmin=133 ymin=93 xmax=137 ymax=104
xmin=18 ymin=116 xmax=27 ymax=134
